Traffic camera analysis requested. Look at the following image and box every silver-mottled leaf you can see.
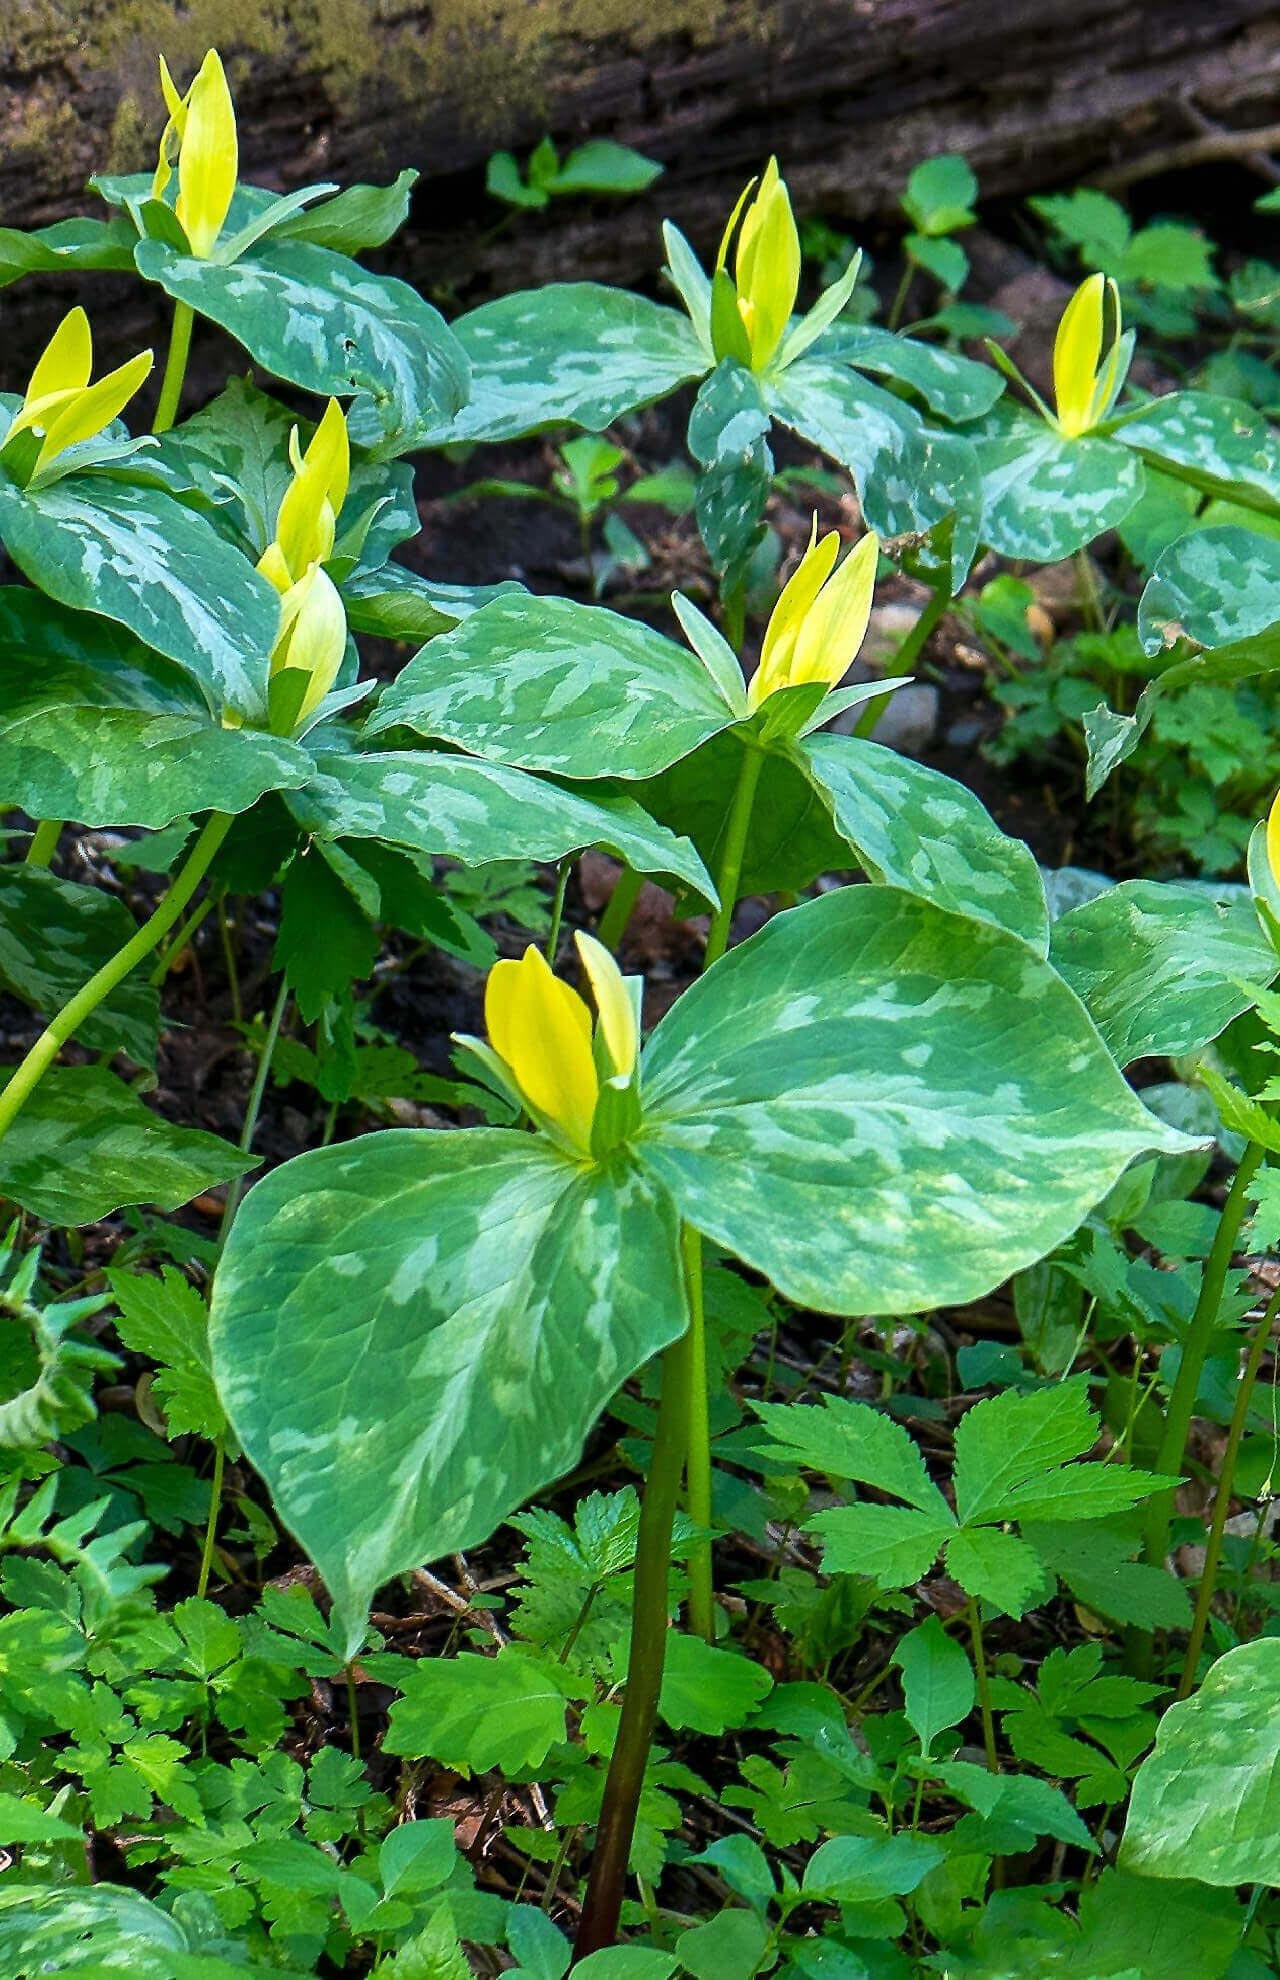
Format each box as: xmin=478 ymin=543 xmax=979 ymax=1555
xmin=1138 ymin=524 xmax=1280 ymax=659
xmin=1118 ymin=391 xmax=1280 ymax=517
xmin=973 ymin=410 xmax=1143 ymax=562
xmin=0 ymin=866 xmax=157 ymax=1063
xmin=813 ymin=322 xmax=1004 ymax=421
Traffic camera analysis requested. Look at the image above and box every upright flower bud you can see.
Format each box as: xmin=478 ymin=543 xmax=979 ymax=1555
xmin=1052 ymin=274 xmax=1129 ymax=438
xmin=713 ymin=158 xmax=801 ymax=374
xmin=153 ymin=49 xmax=238 ymax=258
xmin=748 ymin=520 xmax=879 ymax=710
xmin=4 ymin=308 xmax=152 ymax=479
xmin=481 ymin=933 xmax=639 ymax=1159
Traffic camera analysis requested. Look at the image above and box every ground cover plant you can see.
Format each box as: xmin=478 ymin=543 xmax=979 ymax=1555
xmin=4 ymin=44 xmax=1280 ymax=1979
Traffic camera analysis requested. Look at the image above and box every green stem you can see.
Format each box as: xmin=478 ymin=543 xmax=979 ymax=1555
xmin=220 ymin=975 xmax=290 ymax=1239
xmin=153 ymin=300 xmax=195 ymax=435
xmin=887 ymin=262 xmax=914 ymax=333
xmin=596 ymin=867 xmax=642 ymax=955
xmin=852 ymin=572 xmax=950 ymax=739
xmin=721 ymin=579 xmax=747 ymax=655
xmin=24 ymin=819 xmax=63 ymax=868
xmin=195 ymin=1437 xmax=226 ymax=1599
xmin=218 ymin=896 xmax=243 ymax=1025
xmin=969 ymin=1599 xmax=998 ymax=1773
xmin=0 ymin=811 xmax=232 ymax=1141
xmin=1144 ymin=1142 xmax=1266 ymax=1574
xmin=545 ymin=858 xmax=571 ymax=963
xmin=149 ymin=889 xmax=219 ymax=988
xmin=346 ymin=1664 xmax=362 ymax=1761
xmin=1075 ymin=549 xmax=1106 ymax=633
xmin=682 ymin=1226 xmax=714 ymax=1644
xmin=703 ymin=743 xmax=764 ymax=970
xmin=1178 ymin=1284 xmax=1280 ymax=1700
xmin=573 ymin=1325 xmax=692 ymax=1961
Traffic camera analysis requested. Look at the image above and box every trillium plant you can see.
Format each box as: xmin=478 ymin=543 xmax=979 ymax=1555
xmin=4 ymin=41 xmax=1280 ymax=1976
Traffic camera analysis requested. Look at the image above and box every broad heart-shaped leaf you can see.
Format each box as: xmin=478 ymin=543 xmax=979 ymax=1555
xmin=634 ymin=886 xmax=1196 ymax=1315
xmin=1138 ymin=523 xmax=1280 ymax=658
xmin=0 ymin=593 xmax=312 ymax=828
xmin=289 ymin=749 xmax=717 ymax=907
xmin=0 ymin=866 xmax=157 ymax=1064
xmin=1050 ymin=880 xmax=1275 ymax=1066
xmin=363 ymin=592 xmax=735 ymax=776
xmin=638 ymin=727 xmax=1050 ymax=945
xmin=1120 ymin=1639 xmax=1280 ymax=1886
xmin=0 ymin=1067 xmax=254 ymax=1225
xmin=971 ymin=407 xmax=1144 ymax=561
xmin=813 ymin=322 xmax=1004 ymax=422
xmin=417 ymin=284 xmax=707 ymax=446
xmin=0 ymin=470 xmax=281 ymax=723
xmin=767 ymin=360 xmax=982 ymax=582
xmin=134 ymin=238 xmax=469 ymax=456
xmin=210 ymin=1132 xmax=686 ymax=1652
xmin=1117 ymin=390 xmax=1280 ymax=518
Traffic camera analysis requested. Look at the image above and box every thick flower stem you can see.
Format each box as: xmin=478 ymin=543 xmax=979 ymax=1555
xmin=1177 ymin=1283 xmax=1280 ymax=1700
xmin=703 ymin=742 xmax=764 ymax=970
xmin=573 ymin=1322 xmax=693 ymax=1962
xmin=24 ymin=820 xmax=63 ymax=868
xmin=682 ymin=1226 xmax=715 ymax=1643
xmin=0 ymin=810 xmax=232 ymax=1141
xmin=153 ymin=301 xmax=195 ymax=435
xmin=1143 ymin=1141 xmax=1266 ymax=1575
xmin=596 ymin=867 xmax=643 ymax=956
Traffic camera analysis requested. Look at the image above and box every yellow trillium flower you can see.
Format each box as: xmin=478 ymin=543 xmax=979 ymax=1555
xmin=153 ymin=49 xmax=238 ymax=258
xmin=748 ymin=520 xmax=879 ymax=710
xmin=1052 ymin=273 xmax=1126 ymax=438
xmin=1267 ymin=789 xmax=1280 ymax=893
xmin=258 ymin=400 xmax=351 ymax=592
xmin=716 ymin=157 xmax=800 ymax=373
xmin=484 ymin=932 xmax=638 ymax=1158
xmin=5 ymin=307 xmax=153 ymax=477
xmin=268 ymin=563 xmax=348 ymax=726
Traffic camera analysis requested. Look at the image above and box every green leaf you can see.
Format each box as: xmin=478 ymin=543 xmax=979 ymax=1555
xmin=551 ymin=140 xmax=663 ymax=196
xmin=0 ymin=1793 xmax=82 ymax=1844
xmin=908 ymin=233 xmax=969 ymax=291
xmin=1120 ymin=1639 xmax=1280 ymax=1885
xmin=801 ymin=733 xmax=1050 ymax=947
xmin=812 ymin=322 xmax=1003 ymax=421
xmin=1118 ymin=393 xmax=1280 ymax=519
xmin=674 ymin=1911 xmax=770 ymax=1980
xmin=366 ymin=592 xmax=734 ymax=774
xmin=636 ymin=732 xmax=850 ymax=897
xmin=270 ymin=170 xmax=418 ymax=252
xmin=274 ymin=844 xmax=383 ymax=1022
xmin=803 ymin=1831 xmax=943 ymax=1903
xmin=0 ymin=1066 xmax=255 ymax=1225
xmin=890 ymin=1614 xmax=975 ymax=1759
xmin=0 ymin=865 xmax=157 ymax=1063
xmin=902 ymin=154 xmax=978 ymax=235
xmin=934 ymin=1759 xmax=1097 ymax=1852
xmin=943 ymin=1526 xmax=1053 ymax=1616
xmin=380 ymin=1818 xmax=458 ymax=1897
xmin=953 ymin=1381 xmax=1097 ymax=1523
xmin=0 ymin=471 xmax=282 ymax=722
xmin=385 ymin=1645 xmax=582 ymax=1774
xmin=0 ymin=214 xmax=136 ymax=289
xmin=655 ymin=1633 xmax=773 ymax=1735
xmin=342 ymin=566 xmax=522 ymax=642
xmin=637 ymin=888 xmax=1194 ymax=1316
xmin=134 ymin=239 xmax=469 ymax=455
xmin=108 ymin=1268 xmax=228 ymax=1445
xmin=573 ymin=1951 xmax=678 ymax=1979
xmin=211 ymin=1134 xmax=687 ymax=1650
xmin=807 ymin=1503 xmax=955 ymax=1586
xmin=1050 ymin=880 xmax=1275 ymax=1066
xmin=973 ymin=409 xmax=1143 ymax=561
xmin=427 ymin=285 xmax=706 ymax=446
xmin=1075 ymin=1870 xmax=1243 ymax=1980
xmin=289 ymin=749 xmax=718 ymax=908
xmin=768 ymin=360 xmax=982 ymax=581
xmin=1031 ymin=188 xmax=1131 ymax=265
xmin=754 ymin=1395 xmax=950 ymax=1514
xmin=1138 ymin=523 xmax=1280 ymax=659
xmin=1025 ymin=1519 xmax=1191 ymax=1630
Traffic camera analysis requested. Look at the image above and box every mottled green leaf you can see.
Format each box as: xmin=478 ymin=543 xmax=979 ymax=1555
xmin=1050 ymin=880 xmax=1274 ymax=1065
xmin=342 ymin=565 xmax=522 ymax=642
xmin=0 ymin=865 xmax=157 ymax=1063
xmin=211 ymin=1134 xmax=686 ymax=1648
xmin=814 ymin=322 xmax=1003 ymax=421
xmin=0 ymin=1067 xmax=254 ymax=1225
xmin=973 ymin=409 xmax=1143 ymax=561
xmin=1121 ymin=1639 xmax=1280 ymax=1885
xmin=637 ymin=888 xmax=1192 ymax=1314
xmin=270 ymin=170 xmax=417 ymax=252
xmin=134 ymin=238 xmax=469 ymax=454
xmin=364 ymin=592 xmax=734 ymax=776
xmin=421 ymin=284 xmax=705 ymax=445
xmin=1118 ymin=391 xmax=1280 ymax=518
xmin=290 ymin=749 xmax=717 ymax=907
xmin=0 ymin=470 xmax=281 ymax=721
xmin=0 ymin=215 xmax=136 ymax=289
xmin=1138 ymin=524 xmax=1280 ymax=660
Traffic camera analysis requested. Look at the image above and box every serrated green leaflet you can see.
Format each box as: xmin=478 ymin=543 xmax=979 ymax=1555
xmin=0 ymin=867 xmax=157 ymax=1064
xmin=1120 ymin=1639 xmax=1280 ymax=1885
xmin=636 ymin=887 xmax=1195 ymax=1314
xmin=420 ymin=284 xmax=706 ymax=445
xmin=289 ymin=749 xmax=717 ymax=906
xmin=0 ymin=472 xmax=280 ymax=720
xmin=134 ymin=239 xmax=469 ymax=455
xmin=973 ymin=410 xmax=1144 ymax=562
xmin=0 ymin=1067 xmax=254 ymax=1225
xmin=210 ymin=1133 xmax=686 ymax=1650
xmin=1050 ymin=880 xmax=1276 ymax=1065
xmin=363 ymin=593 xmax=734 ymax=775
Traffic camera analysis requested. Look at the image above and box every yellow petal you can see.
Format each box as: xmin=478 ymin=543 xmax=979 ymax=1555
xmin=575 ymin=931 xmax=638 ymax=1080
xmin=735 ymin=157 xmax=799 ymax=370
xmin=1053 ymin=273 xmax=1105 ymax=438
xmin=749 ymin=520 xmax=840 ymax=708
xmin=33 ymin=349 xmax=153 ymax=472
xmin=176 ymin=50 xmax=238 ymax=257
xmin=271 ymin=401 xmax=350 ymax=579
xmin=1086 ymin=276 xmax=1124 ymax=428
xmin=270 ymin=564 xmax=348 ymax=724
xmin=714 ymin=176 xmax=757 ymax=275
xmin=790 ymin=531 xmax=879 ymax=689
xmin=7 ymin=310 xmax=94 ymax=444
xmin=152 ymin=56 xmax=188 ymax=203
xmin=256 ymin=540 xmax=293 ymax=594
xmin=1267 ymin=790 xmax=1280 ymax=894
xmin=485 ymin=947 xmax=598 ymax=1153
xmin=158 ymin=54 xmax=188 ymax=126
xmin=307 ymin=399 xmax=350 ymax=516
